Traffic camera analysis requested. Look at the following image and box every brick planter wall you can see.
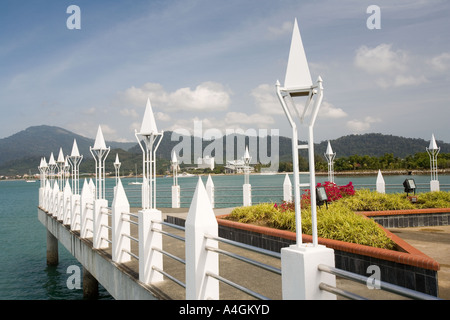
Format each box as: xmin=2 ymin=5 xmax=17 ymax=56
xmin=215 ymin=215 xmax=440 ymax=297
xmin=166 ymin=212 xmax=441 ymax=296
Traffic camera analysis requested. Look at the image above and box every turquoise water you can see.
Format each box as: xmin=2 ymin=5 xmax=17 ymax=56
xmin=1 ymin=173 xmax=448 ymax=299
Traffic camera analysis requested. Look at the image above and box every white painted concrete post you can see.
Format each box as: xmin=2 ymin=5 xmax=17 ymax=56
xmin=430 ymin=180 xmax=440 ymax=192
xmin=206 ymin=174 xmax=215 ymax=208
xmin=185 ymin=178 xmax=219 ymax=300
xmin=51 ymin=181 xmax=59 ymax=217
xmin=80 ymin=179 xmax=94 ymax=239
xmin=93 ymin=198 xmax=109 ymax=249
xmin=138 ymin=208 xmax=163 ymax=284
xmin=112 ymin=179 xmax=131 ymax=263
xmin=283 ymin=174 xmax=292 ymax=202
xmin=172 ymin=185 xmax=180 ymax=208
xmin=71 ymin=194 xmax=81 ymax=231
xmin=57 ymin=190 xmax=64 ymax=221
xmin=281 ymin=244 xmax=336 ymax=300
xmin=376 ymin=170 xmax=385 ymax=194
xmin=44 ymin=181 xmax=51 ymax=212
xmin=243 ymin=184 xmax=252 ymax=206
xmin=63 ymin=180 xmax=72 ymax=225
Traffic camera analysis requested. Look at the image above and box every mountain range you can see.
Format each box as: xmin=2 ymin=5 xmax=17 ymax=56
xmin=0 ymin=125 xmax=449 ymax=176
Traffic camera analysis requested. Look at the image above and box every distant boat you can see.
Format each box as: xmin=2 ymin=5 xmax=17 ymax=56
xmin=26 ymin=170 xmax=36 ymax=183
xmin=129 ymin=164 xmax=142 ymax=185
xmin=179 ymin=172 xmax=195 ymax=178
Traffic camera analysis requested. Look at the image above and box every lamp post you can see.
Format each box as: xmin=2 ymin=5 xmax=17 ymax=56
xmin=171 ymin=151 xmax=180 ymax=208
xmin=90 ymin=126 xmax=110 ymax=200
xmin=135 ymin=97 xmax=164 ymax=284
xmin=276 ymin=19 xmax=324 ymax=247
xmin=38 ymin=157 xmax=48 ymax=189
xmin=427 ymin=134 xmax=440 ymax=192
xmin=68 ymin=139 xmax=83 ymax=195
xmin=277 ymin=18 xmax=335 ymax=301
xmin=324 ymin=141 xmax=336 ymax=183
xmin=48 ymin=152 xmax=57 ymax=188
xmin=56 ymin=148 xmax=65 ymax=192
xmin=114 ymin=153 xmax=121 ymax=186
xmin=135 ymin=98 xmax=164 ymax=210
xmin=243 ymin=146 xmax=252 ymax=206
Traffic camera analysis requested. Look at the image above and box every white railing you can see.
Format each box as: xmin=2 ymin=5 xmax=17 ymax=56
xmin=38 ymin=177 xmax=442 ymax=300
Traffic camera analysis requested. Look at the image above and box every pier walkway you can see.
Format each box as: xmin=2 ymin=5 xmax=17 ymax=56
xmin=38 ymin=203 xmax=449 ymax=300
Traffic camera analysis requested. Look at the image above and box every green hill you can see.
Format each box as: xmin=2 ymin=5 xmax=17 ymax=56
xmin=0 ymin=126 xmax=448 ymax=176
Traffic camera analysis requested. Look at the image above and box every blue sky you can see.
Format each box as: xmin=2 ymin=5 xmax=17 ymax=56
xmin=1 ymin=0 xmax=450 ymax=147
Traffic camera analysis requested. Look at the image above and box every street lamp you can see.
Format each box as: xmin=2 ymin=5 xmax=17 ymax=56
xmin=276 ymin=19 xmax=324 ymax=247
xmin=135 ymin=98 xmax=164 ymax=210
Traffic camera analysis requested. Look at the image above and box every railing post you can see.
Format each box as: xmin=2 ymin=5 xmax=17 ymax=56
xmin=206 ymin=174 xmax=215 ymax=208
xmin=172 ymin=185 xmax=180 ymax=208
xmin=281 ymin=244 xmax=336 ymax=300
xmin=185 ymin=178 xmax=219 ymax=300
xmin=376 ymin=170 xmax=385 ymax=194
xmin=138 ymin=208 xmax=163 ymax=284
xmin=71 ymin=194 xmax=81 ymax=231
xmin=112 ymin=179 xmax=131 ymax=263
xmin=243 ymin=184 xmax=252 ymax=206
xmin=283 ymin=174 xmax=292 ymax=202
xmin=93 ymin=198 xmax=108 ymax=249
xmin=57 ymin=190 xmax=64 ymax=221
xmin=44 ymin=181 xmax=51 ymax=212
xmin=80 ymin=179 xmax=94 ymax=239
xmin=63 ymin=180 xmax=72 ymax=225
xmin=51 ymin=181 xmax=59 ymax=217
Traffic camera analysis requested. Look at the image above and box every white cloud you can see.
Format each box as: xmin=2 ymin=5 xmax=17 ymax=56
xmin=251 ymin=84 xmax=284 ymax=115
xmin=117 ymin=81 xmax=231 ymax=113
xmin=354 ymin=44 xmax=428 ymax=88
xmin=346 ymin=116 xmax=381 ymax=133
xmin=355 ymin=44 xmax=408 ymax=75
xmin=319 ymin=101 xmax=347 ymax=119
xmin=428 ymin=52 xmax=450 ymax=72
xmin=267 ymin=21 xmax=293 ymax=37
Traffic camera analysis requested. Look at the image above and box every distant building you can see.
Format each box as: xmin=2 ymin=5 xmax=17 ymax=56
xmin=224 ymin=159 xmax=254 ymax=174
xmin=197 ymin=156 xmax=215 ymax=170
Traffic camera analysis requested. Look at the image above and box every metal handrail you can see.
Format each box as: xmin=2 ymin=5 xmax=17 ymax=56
xmin=318 ymin=264 xmax=442 ymax=300
xmin=206 ymin=272 xmax=270 ymax=300
xmin=204 ymin=234 xmax=281 ymax=260
xmin=205 ymin=245 xmax=281 ymax=275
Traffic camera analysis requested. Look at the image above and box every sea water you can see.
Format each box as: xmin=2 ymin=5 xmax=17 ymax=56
xmin=0 ymin=173 xmax=447 ymax=299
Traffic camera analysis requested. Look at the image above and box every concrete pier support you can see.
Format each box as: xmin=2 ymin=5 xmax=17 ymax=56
xmin=83 ymin=267 xmax=99 ymax=299
xmin=46 ymin=230 xmax=58 ymax=266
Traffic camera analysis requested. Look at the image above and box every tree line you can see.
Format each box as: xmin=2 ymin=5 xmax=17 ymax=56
xmin=278 ymin=152 xmax=450 ymax=173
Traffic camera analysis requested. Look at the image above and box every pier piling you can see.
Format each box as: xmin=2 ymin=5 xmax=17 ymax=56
xmin=46 ymin=230 xmax=58 ymax=266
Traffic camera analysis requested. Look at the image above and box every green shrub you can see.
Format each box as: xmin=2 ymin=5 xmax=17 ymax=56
xmin=339 ymin=189 xmax=415 ymax=211
xmin=228 ymin=201 xmax=396 ymax=249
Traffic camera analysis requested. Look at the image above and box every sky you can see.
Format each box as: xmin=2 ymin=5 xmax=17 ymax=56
xmin=1 ymin=0 xmax=450 ymax=146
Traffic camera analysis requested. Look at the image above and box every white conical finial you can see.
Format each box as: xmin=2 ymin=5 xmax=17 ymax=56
xmin=284 ymin=18 xmax=313 ymax=90
xmin=325 ymin=141 xmax=334 ymax=156
xmin=93 ymin=125 xmax=107 ymax=150
xmin=172 ymin=151 xmax=178 ymax=164
xmin=186 ymin=177 xmax=215 ymax=226
xmin=429 ymin=134 xmax=438 ymax=150
xmin=57 ymin=148 xmax=65 ymax=163
xmin=49 ymin=152 xmax=56 ymax=166
xmin=244 ymin=146 xmax=251 ymax=162
xmin=114 ymin=153 xmax=120 ymax=165
xmin=139 ymin=98 xmax=158 ymax=136
xmin=71 ymin=139 xmax=81 ymax=157
xmin=40 ymin=157 xmax=48 ymax=168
